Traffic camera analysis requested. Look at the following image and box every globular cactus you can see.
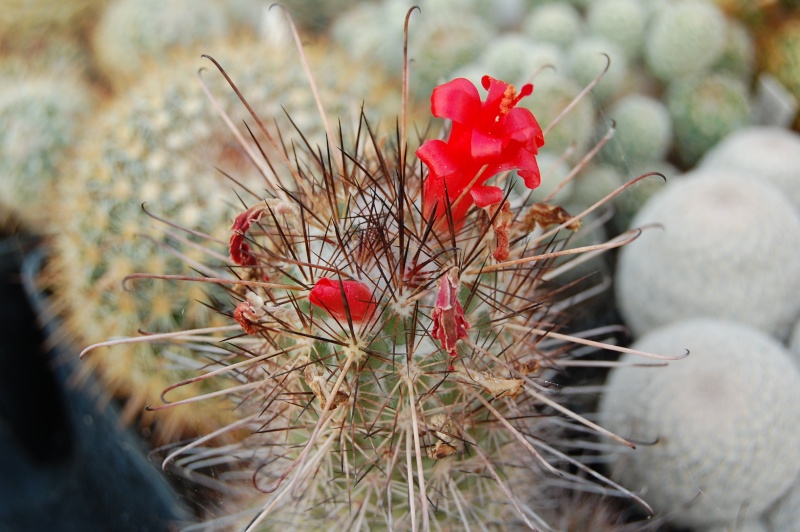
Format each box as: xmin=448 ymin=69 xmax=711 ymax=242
xmin=666 ymin=73 xmax=751 ymax=166
xmin=522 ymin=3 xmax=583 ymax=48
xmin=615 ymin=170 xmax=800 ymax=340
xmin=600 ymin=94 xmax=672 ymax=168
xmin=82 ymin=32 xmax=675 ymax=528
xmin=699 ymin=126 xmax=800 ymax=212
xmin=331 ymin=0 xmax=496 ymax=100
xmin=713 ymin=18 xmax=756 ymax=80
xmin=91 ymin=0 xmax=255 ymax=91
xmin=600 ymin=318 xmax=800 ymax=529
xmin=55 ymin=36 xmax=401 ymax=443
xmin=644 ymin=0 xmax=727 ymax=82
xmin=567 ymin=36 xmax=628 ymax=103
xmin=585 ymin=0 xmax=649 ymax=61
xmin=0 ymin=72 xmax=93 ymax=231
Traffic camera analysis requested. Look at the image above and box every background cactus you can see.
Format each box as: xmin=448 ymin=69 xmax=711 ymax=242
xmin=666 ymin=74 xmax=751 ymax=166
xmin=699 ymin=126 xmax=800 ymax=211
xmin=644 ymin=0 xmax=727 ymax=81
xmin=615 ymin=170 xmax=800 ymax=340
xmin=0 ymin=72 xmax=94 ymax=231
xmin=599 ymin=318 xmax=800 ymax=529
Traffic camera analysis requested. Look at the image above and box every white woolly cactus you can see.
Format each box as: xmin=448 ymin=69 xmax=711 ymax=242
xmin=599 ymin=318 xmax=800 ymax=529
xmin=666 ymin=73 xmax=751 ymax=166
xmin=79 ymin=13 xmax=678 ymax=528
xmin=699 ymin=126 xmax=800 ymax=212
xmin=0 ymin=73 xmax=93 ymax=231
xmin=644 ymin=0 xmax=727 ymax=81
xmin=55 ymin=36 xmax=401 ymax=442
xmin=615 ymin=170 xmax=800 ymax=340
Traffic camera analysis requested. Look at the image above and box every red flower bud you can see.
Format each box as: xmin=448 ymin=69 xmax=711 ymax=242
xmin=309 ymin=278 xmax=377 ymax=322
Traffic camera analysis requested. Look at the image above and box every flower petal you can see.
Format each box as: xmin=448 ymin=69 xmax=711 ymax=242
xmin=470 ymin=185 xmax=504 ymax=208
xmin=431 ymin=78 xmax=481 ymax=124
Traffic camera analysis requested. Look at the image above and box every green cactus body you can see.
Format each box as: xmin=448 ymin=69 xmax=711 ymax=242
xmin=666 ymin=74 xmax=751 ymax=166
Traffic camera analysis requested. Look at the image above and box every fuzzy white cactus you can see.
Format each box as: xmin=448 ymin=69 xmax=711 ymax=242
xmin=599 ymin=318 xmax=800 ymax=529
xmin=615 ymin=169 xmax=800 ymax=340
xmin=699 ymin=126 xmax=800 ymax=213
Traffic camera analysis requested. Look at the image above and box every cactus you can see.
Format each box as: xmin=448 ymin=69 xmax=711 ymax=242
xmin=0 ymin=0 xmax=105 ymax=50
xmin=585 ymin=0 xmax=649 ymax=61
xmin=600 ymin=318 xmax=800 ymax=529
xmin=331 ymin=0 xmax=496 ymax=100
xmin=699 ymin=126 xmax=800 ymax=212
xmin=615 ymin=170 xmax=800 ymax=340
xmin=644 ymin=0 xmax=727 ymax=82
xmin=567 ymin=35 xmax=628 ymax=103
xmin=0 ymin=72 xmax=93 ymax=231
xmin=666 ymin=73 xmax=751 ymax=166
xmin=53 ymin=36 xmax=401 ymax=443
xmin=713 ymin=18 xmax=756 ymax=80
xmin=522 ymin=3 xmax=583 ymax=48
xmin=78 ymin=37 xmax=677 ymax=527
xmin=91 ymin=0 xmax=236 ymax=91
xmin=600 ymin=94 xmax=672 ymax=168
xmin=476 ymin=35 xmax=567 ymax=87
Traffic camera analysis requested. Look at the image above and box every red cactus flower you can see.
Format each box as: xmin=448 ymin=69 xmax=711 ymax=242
xmin=309 ymin=278 xmax=377 ymax=322
xmin=417 ymin=75 xmax=545 ymax=224
xmin=431 ymin=268 xmax=470 ymax=371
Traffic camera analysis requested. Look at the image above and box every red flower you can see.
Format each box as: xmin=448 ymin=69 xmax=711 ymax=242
xmin=309 ymin=278 xmax=377 ymax=322
xmin=416 ymin=76 xmax=545 ymax=223
xmin=431 ymin=268 xmax=469 ymax=371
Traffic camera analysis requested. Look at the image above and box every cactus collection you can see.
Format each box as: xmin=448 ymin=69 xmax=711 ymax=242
xmin=4 ymin=0 xmax=800 ymax=529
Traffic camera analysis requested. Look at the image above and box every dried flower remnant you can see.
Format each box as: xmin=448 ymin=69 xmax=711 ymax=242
xmin=308 ymin=277 xmax=377 ymax=323
xmin=431 ymin=268 xmax=470 ymax=371
xmin=417 ymin=75 xmax=545 ymax=224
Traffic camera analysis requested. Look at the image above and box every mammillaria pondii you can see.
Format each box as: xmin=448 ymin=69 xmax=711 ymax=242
xmin=81 ymin=23 xmax=676 ymax=525
xmin=599 ymin=318 xmax=800 ymax=529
